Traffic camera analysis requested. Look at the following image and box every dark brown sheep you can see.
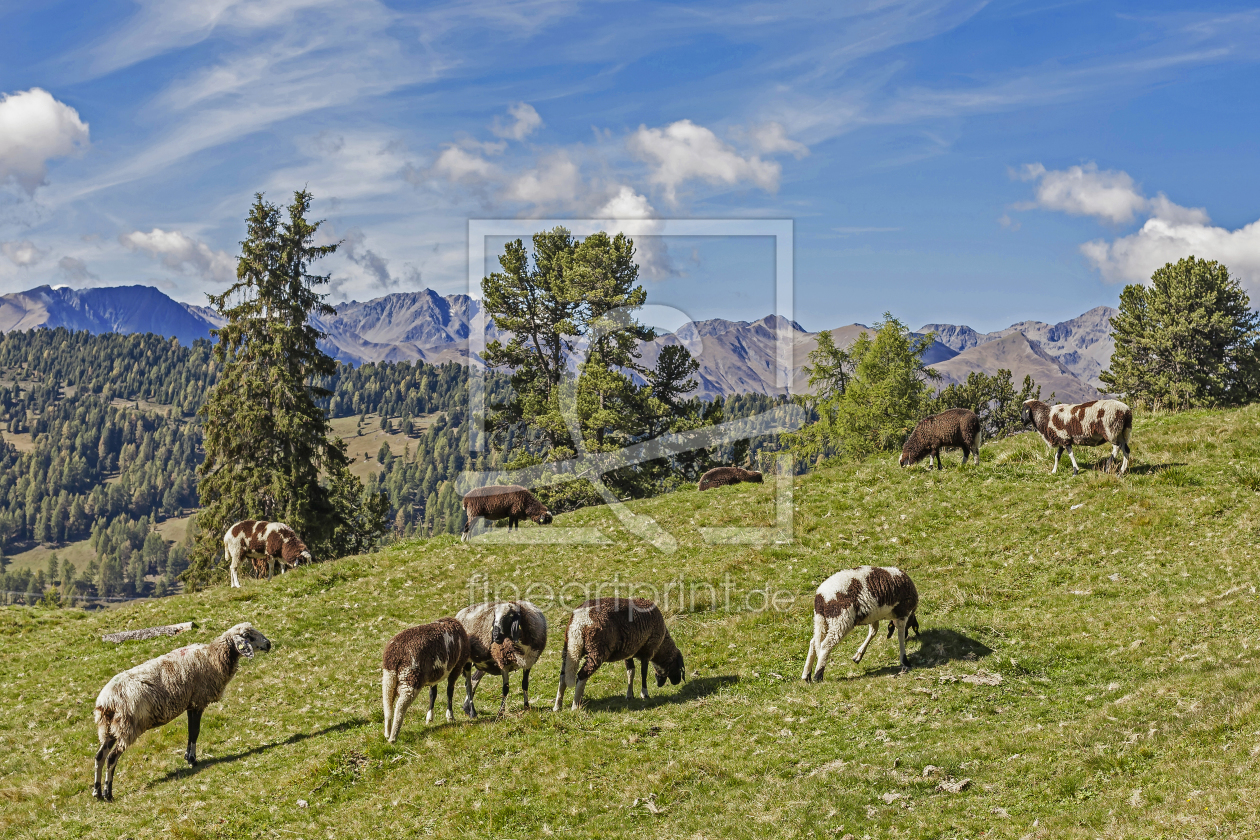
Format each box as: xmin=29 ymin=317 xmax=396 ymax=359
xmin=697 ymin=466 xmax=764 ymax=491
xmin=553 ymin=597 xmax=685 ymax=711
xmin=381 ymin=618 xmax=475 ymax=742
xmin=1021 ymin=398 xmax=1132 ymax=475
xmin=461 ymin=485 xmax=553 ymax=541
xmin=899 ymin=408 xmax=982 ymax=469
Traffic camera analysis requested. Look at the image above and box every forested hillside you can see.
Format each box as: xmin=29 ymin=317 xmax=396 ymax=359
xmin=0 ymin=328 xmax=510 ymax=604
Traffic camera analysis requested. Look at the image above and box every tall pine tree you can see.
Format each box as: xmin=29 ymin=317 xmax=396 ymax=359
xmin=186 ymin=190 xmax=386 ymax=588
xmin=1101 ymin=256 xmax=1260 ymax=409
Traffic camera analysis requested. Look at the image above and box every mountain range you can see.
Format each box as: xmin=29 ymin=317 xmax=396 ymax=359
xmin=0 ymin=284 xmax=1114 ymax=402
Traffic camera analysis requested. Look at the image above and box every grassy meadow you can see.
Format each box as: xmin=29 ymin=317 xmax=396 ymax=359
xmin=2 ymin=405 xmax=1260 ymax=838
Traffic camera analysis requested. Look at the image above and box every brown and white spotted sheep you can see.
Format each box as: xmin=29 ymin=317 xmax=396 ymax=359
xmin=381 ymin=618 xmax=475 ymax=742
xmin=93 ymin=623 xmax=271 ymax=801
xmin=697 ymin=466 xmax=764 ymax=491
xmin=1021 ymin=398 xmax=1132 ymax=475
xmin=460 ymin=485 xmax=553 ymax=541
xmin=802 ymin=566 xmax=919 ymax=681
xmin=899 ymin=408 xmax=983 ymax=469
xmin=553 ymin=597 xmax=685 ymax=712
xmin=455 ymin=600 xmax=548 ymax=714
xmin=225 ymin=520 xmax=312 ymax=588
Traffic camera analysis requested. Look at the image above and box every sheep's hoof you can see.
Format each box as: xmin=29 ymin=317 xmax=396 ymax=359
xmin=104 ymin=788 xmax=114 ymax=802
xmin=813 ymin=669 xmax=825 ymax=682
xmin=184 ymin=751 xmax=197 ymax=767
xmin=898 ymin=665 xmax=910 ymax=675
xmin=92 ymin=785 xmax=103 ymax=801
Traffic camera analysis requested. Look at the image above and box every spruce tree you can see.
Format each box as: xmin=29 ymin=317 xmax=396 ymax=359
xmin=187 ymin=190 xmax=387 ymax=587
xmin=1101 ymin=256 xmax=1260 ymax=409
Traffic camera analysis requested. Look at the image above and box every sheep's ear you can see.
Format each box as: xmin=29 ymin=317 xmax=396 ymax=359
xmin=233 ymin=634 xmax=255 ymax=658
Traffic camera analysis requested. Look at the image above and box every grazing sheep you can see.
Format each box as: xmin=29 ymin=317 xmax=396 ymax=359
xmin=225 ymin=520 xmax=312 ymax=588
xmin=698 ymin=466 xmax=764 ymax=491
xmin=461 ymin=485 xmax=553 ymax=541
xmin=801 ymin=566 xmax=919 ymax=681
xmin=92 ymin=622 xmax=272 ymax=801
xmin=1021 ymin=399 xmax=1132 ymax=475
xmin=553 ymin=597 xmax=684 ymax=712
xmin=899 ymin=408 xmax=982 ymax=469
xmin=455 ymin=600 xmax=548 ymax=714
xmin=381 ymin=618 xmax=475 ymax=742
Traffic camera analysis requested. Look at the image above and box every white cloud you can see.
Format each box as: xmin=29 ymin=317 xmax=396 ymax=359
xmin=504 ymin=151 xmax=582 ymax=208
xmin=119 ymin=228 xmax=236 ymax=283
xmin=491 ymin=102 xmax=542 ymax=141
xmin=742 ymin=122 xmax=809 ymax=159
xmin=1081 ymin=215 xmax=1260 ymax=289
xmin=431 ymin=146 xmax=500 ymax=183
xmin=0 ymin=88 xmax=90 ymax=194
xmin=339 ymin=228 xmax=398 ymax=294
xmin=1 ymin=240 xmax=48 ymax=267
xmin=1023 ymin=162 xmax=1260 ymax=291
xmin=628 ymin=119 xmax=781 ymax=204
xmin=1017 ymin=162 xmax=1149 ymax=224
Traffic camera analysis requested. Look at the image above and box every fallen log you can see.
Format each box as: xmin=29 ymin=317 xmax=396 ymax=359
xmin=102 ymin=621 xmax=196 ymax=644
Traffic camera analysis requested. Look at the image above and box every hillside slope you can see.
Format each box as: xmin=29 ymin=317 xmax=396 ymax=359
xmin=3 ymin=405 xmax=1259 ymax=838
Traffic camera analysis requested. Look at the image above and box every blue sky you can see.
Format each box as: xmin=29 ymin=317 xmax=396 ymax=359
xmin=2 ymin=0 xmax=1259 ymax=332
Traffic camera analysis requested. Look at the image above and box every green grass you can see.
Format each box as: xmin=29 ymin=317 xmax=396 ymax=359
xmin=4 ymin=405 xmax=1260 ymax=838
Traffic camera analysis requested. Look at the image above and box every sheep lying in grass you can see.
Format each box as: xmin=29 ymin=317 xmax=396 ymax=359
xmin=461 ymin=485 xmax=553 ymax=541
xmin=553 ymin=597 xmax=684 ymax=711
xmin=698 ymin=466 xmax=763 ymax=491
xmin=381 ymin=618 xmax=475 ymax=742
xmin=899 ymin=408 xmax=982 ymax=469
xmin=456 ymin=600 xmax=548 ymax=714
xmin=93 ymin=623 xmax=272 ymax=801
xmin=802 ymin=566 xmax=919 ymax=681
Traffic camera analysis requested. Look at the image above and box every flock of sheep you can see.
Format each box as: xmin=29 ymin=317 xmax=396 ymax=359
xmin=90 ymin=397 xmax=1134 ymax=800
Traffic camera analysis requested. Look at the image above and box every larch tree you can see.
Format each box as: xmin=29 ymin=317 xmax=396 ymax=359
xmin=186 ymin=190 xmax=387 ymax=588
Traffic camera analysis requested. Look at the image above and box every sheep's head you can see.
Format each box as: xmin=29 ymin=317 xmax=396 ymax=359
xmin=654 ymin=649 xmax=685 ymax=688
xmin=1021 ymin=399 xmax=1040 ymax=427
xmin=225 ymin=623 xmax=271 ymax=658
xmin=491 ymin=604 xmax=521 ymax=645
xmin=746 ymin=470 xmax=764 ymax=484
xmin=533 ymin=509 xmax=554 ymax=525
xmin=298 ymin=549 xmax=313 ymax=565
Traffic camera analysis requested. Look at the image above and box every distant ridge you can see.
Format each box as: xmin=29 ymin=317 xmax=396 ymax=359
xmin=0 ymin=283 xmax=1115 ymax=400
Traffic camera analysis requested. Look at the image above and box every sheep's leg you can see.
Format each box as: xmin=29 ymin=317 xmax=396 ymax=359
xmin=1067 ymin=445 xmax=1081 ymax=476
xmin=802 ymin=634 xmax=817 ymax=682
xmin=521 ymin=668 xmax=531 ymax=710
xmin=228 ymin=548 xmax=241 ymax=588
xmin=389 ymin=685 xmax=416 ymax=742
xmin=462 ymin=665 xmax=477 ymax=720
xmin=382 ymin=670 xmax=398 ymax=740
xmin=573 ymin=656 xmax=598 ymax=711
xmin=93 ymin=735 xmax=115 ymax=800
xmin=853 ymin=623 xmax=878 ymax=663
xmin=1120 ymin=440 xmax=1131 ymax=475
xmin=184 ymin=708 xmax=201 ymax=766
xmin=1052 ymin=446 xmax=1063 ymax=474
xmin=445 ymin=672 xmax=458 ymax=723
xmin=640 ymin=656 xmax=649 ymax=700
xmin=498 ymin=671 xmax=510 ymax=715
xmin=896 ymin=619 xmax=910 ymax=673
xmin=104 ymin=743 xmax=123 ymax=801
xmin=553 ymin=645 xmax=570 ymax=711
xmin=424 ymin=685 xmax=438 ymax=725
xmin=625 ymin=659 xmax=635 ymax=701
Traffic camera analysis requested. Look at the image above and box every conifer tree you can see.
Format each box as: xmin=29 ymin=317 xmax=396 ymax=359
xmin=1101 ymin=256 xmax=1260 ymax=409
xmin=187 ymin=190 xmax=387 ymax=587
